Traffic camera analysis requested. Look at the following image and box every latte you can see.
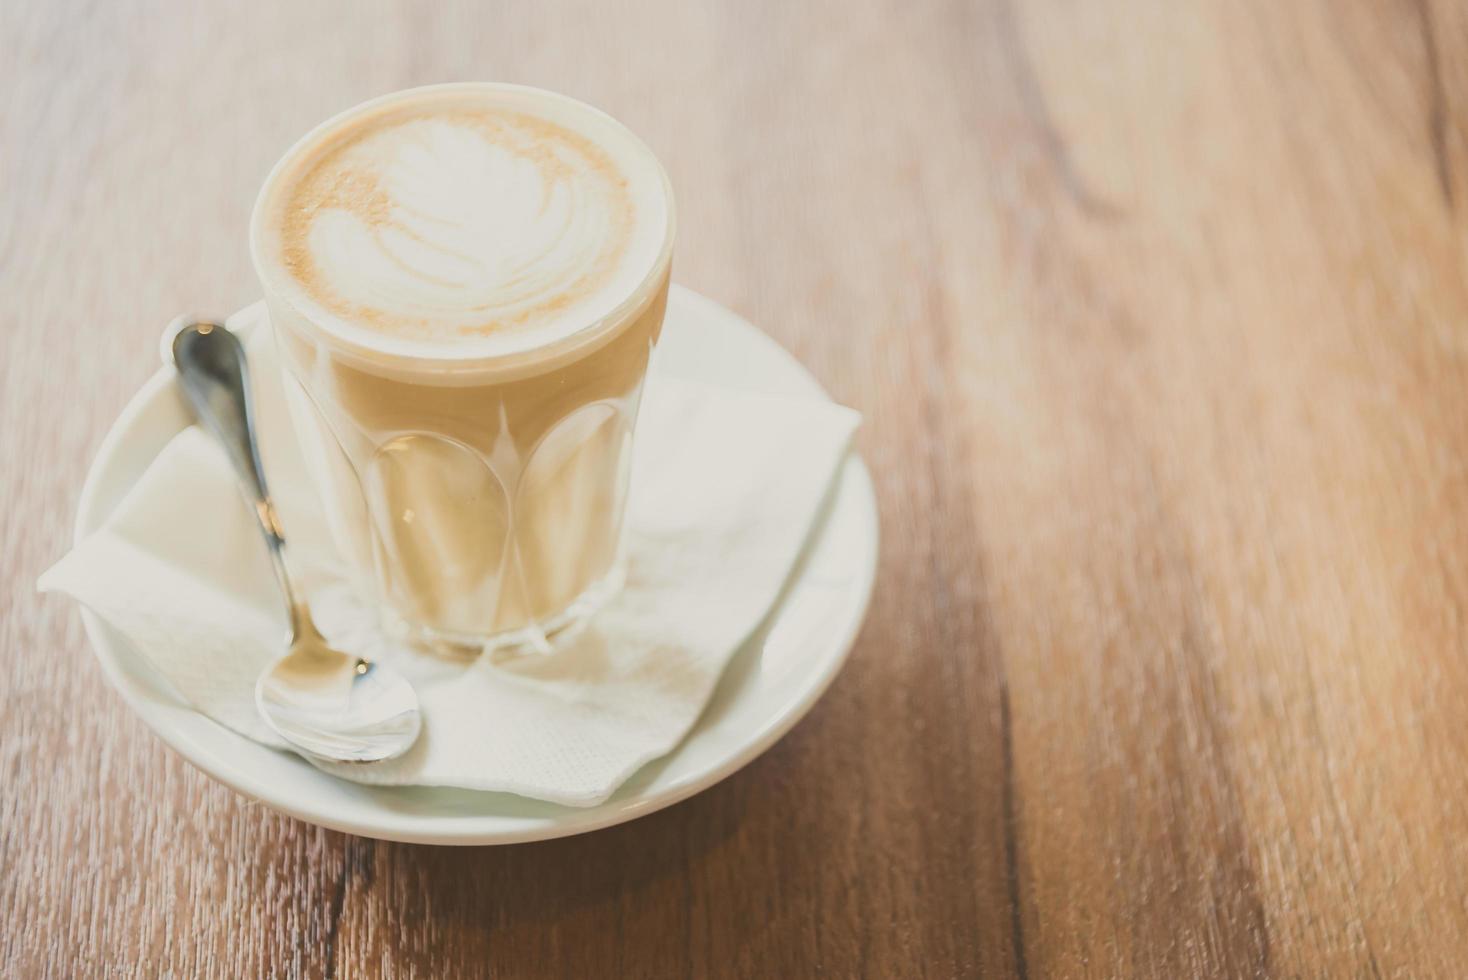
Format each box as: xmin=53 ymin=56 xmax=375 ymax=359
xmin=250 ymin=85 xmax=675 ymax=651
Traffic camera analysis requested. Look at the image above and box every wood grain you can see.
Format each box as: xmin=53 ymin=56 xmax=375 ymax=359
xmin=5 ymin=0 xmax=1468 ymax=975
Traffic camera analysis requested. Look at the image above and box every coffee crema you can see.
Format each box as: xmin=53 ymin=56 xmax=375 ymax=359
xmin=255 ymin=87 xmax=672 ymax=363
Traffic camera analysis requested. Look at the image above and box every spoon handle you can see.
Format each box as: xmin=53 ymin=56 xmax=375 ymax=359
xmin=171 ymin=322 xmax=305 ymax=638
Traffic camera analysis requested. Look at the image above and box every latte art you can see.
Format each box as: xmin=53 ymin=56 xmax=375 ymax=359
xmin=258 ymin=89 xmax=671 ymax=360
xmin=284 ymin=112 xmax=633 ymax=336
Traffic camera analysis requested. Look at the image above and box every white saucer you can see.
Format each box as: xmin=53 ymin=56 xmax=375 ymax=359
xmin=74 ymin=286 xmax=878 ymax=845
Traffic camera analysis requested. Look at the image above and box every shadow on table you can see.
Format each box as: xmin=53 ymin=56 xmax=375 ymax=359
xmin=329 ymin=703 xmax=860 ymax=974
xmin=400 ymin=766 xmax=753 ymax=919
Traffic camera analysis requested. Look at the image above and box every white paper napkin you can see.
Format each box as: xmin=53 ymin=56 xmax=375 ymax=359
xmin=41 ymin=304 xmax=859 ymax=807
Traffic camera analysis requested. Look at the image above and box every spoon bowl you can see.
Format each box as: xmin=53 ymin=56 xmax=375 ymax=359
xmin=255 ymin=627 xmax=421 ymax=763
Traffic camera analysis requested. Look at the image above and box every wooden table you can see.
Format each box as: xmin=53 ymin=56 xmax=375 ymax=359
xmin=6 ymin=0 xmax=1467 ymax=975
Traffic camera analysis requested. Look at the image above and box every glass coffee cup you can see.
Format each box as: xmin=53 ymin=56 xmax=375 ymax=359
xmin=249 ymin=84 xmax=675 ymax=653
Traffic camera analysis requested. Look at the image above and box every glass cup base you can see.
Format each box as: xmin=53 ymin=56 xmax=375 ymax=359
xmin=380 ymin=563 xmax=626 ymax=661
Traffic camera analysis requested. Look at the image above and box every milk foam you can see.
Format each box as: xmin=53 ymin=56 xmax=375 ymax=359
xmin=258 ymin=88 xmax=672 ymax=361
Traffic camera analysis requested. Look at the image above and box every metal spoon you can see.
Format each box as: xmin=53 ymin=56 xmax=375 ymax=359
xmin=170 ymin=320 xmax=421 ymax=763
